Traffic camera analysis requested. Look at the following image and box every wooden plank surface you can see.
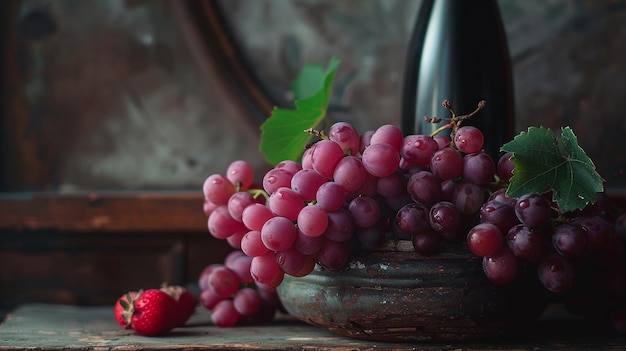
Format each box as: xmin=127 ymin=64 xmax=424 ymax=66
xmin=0 ymin=191 xmax=207 ymax=233
xmin=0 ymin=303 xmax=625 ymax=351
xmin=0 ymin=303 xmax=394 ymax=350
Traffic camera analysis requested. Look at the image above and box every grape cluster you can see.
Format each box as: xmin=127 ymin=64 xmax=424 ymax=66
xmin=468 ymin=191 xmax=621 ymax=290
xmin=197 ymin=251 xmax=282 ymax=327
xmin=464 ymin=155 xmax=626 ymax=334
xmin=200 ymin=118 xmax=626 ymax=334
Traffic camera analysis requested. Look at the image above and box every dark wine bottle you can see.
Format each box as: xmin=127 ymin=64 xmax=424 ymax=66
xmin=401 ymin=0 xmax=515 ymax=159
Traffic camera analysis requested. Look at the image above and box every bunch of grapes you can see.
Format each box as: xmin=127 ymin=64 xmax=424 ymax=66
xmin=467 ymin=170 xmax=626 ymax=334
xmin=197 ymin=250 xmax=282 ymax=327
xmin=199 ymin=101 xmax=626 ymax=334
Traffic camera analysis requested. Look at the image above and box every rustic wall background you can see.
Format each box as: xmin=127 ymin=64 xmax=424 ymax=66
xmin=3 ymin=0 xmax=626 ymax=190
xmin=2 ymin=0 xmax=626 ymax=317
xmin=219 ymin=0 xmax=626 ymax=189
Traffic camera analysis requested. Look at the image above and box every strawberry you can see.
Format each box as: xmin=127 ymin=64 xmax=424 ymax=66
xmin=114 ymin=290 xmax=139 ymax=329
xmin=115 ymin=289 xmax=178 ymax=336
xmin=131 ymin=289 xmax=178 ymax=336
xmin=160 ymin=284 xmax=196 ymax=327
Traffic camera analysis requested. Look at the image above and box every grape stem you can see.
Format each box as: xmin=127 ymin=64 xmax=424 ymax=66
xmin=487 ymin=175 xmax=508 ymax=192
xmin=304 ymin=128 xmax=327 ymax=140
xmin=303 ymin=128 xmax=328 ymax=150
xmin=248 ymin=188 xmax=269 ymax=201
xmin=426 ymin=100 xmax=487 ymax=146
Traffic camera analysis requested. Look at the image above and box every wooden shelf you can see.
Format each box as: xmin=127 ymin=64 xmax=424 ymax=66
xmin=1 ymin=189 xmax=624 ymax=234
xmin=0 ymin=191 xmax=232 ymax=308
xmin=0 ymin=191 xmax=207 ymax=233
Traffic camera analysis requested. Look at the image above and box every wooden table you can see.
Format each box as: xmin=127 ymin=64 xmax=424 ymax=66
xmin=0 ymin=303 xmax=624 ymax=350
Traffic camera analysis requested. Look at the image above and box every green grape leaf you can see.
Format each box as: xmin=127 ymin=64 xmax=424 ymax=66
xmin=500 ymin=126 xmax=604 ymax=213
xmin=291 ymin=63 xmax=326 ymax=100
xmin=260 ymin=57 xmax=340 ymax=166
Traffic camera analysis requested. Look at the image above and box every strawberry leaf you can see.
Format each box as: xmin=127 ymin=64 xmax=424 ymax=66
xmin=259 ymin=57 xmax=340 ymax=166
xmin=500 ymin=126 xmax=604 ymax=213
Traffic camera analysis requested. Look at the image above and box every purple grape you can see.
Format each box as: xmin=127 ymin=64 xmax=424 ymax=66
xmin=208 ymin=266 xmax=240 ymax=298
xmin=429 ymin=201 xmax=461 ymax=233
xmin=552 ymin=223 xmax=587 ymax=259
xmin=506 ymin=224 xmax=550 ymax=263
xmin=361 ymin=142 xmax=401 ymax=178
xmin=328 ymin=121 xmax=360 ymax=156
xmin=370 ymin=124 xmax=404 ymax=152
xmin=208 ymin=206 xmax=247 ymax=240
xmin=407 ymin=170 xmax=442 ymax=207
xmin=315 ymin=181 xmax=347 ymax=212
xmin=316 ymin=239 xmax=350 ymax=271
xmin=451 ymin=182 xmax=486 ymax=215
xmin=440 ymin=179 xmax=456 ymax=201
xmin=260 ymin=216 xmax=297 ymax=252
xmin=497 ymin=152 xmax=515 ymax=183
xmin=614 ymin=213 xmax=626 ymax=239
xmin=290 ymin=169 xmax=327 ymax=202
xmin=454 ymin=125 xmax=484 ymax=154
xmin=293 ymin=228 xmax=325 ymax=255
xmin=276 ymin=246 xmax=308 ymax=276
xmin=487 ymin=188 xmax=517 ymax=207
xmin=430 ymin=147 xmax=463 ymax=180
xmin=250 ymin=252 xmax=284 ymax=288
xmin=310 ymin=139 xmax=345 ymax=179
xmin=297 ymin=204 xmax=329 ymax=238
xmin=226 ymin=160 xmax=255 ymax=190
xmin=275 ymin=160 xmax=302 ymax=174
xmin=377 ymin=171 xmax=408 ymax=199
xmin=479 ymin=199 xmax=520 ymax=234
xmin=227 ymin=191 xmax=257 ymax=222
xmin=462 ymin=151 xmax=495 ymax=185
xmin=211 ymin=299 xmax=239 ymax=327
xmin=333 ymin=155 xmax=367 ymax=192
xmin=400 ymin=134 xmax=439 ymax=167
xmin=515 ymin=193 xmax=553 ymax=228
xmin=357 ymin=223 xmax=387 ymax=249
xmin=483 ymin=247 xmax=519 ymax=286
xmin=233 ymin=287 xmax=262 ymax=317
xmin=204 ymin=174 xmax=237 ymax=205
xmin=411 ymin=230 xmax=441 ymax=256
xmin=324 ymin=208 xmax=355 ymax=243
xmin=262 ymin=168 xmax=294 ymax=195
xmin=574 ymin=215 xmax=612 ymax=253
xmin=467 ymin=223 xmax=504 ymax=257
xmin=241 ymin=230 xmax=269 ymax=257
xmin=348 ymin=196 xmax=381 ymax=228
xmin=396 ymin=202 xmax=430 ymax=236
xmin=268 ymin=187 xmax=305 ymax=221
xmin=359 ymin=130 xmax=374 ymax=154
xmin=225 ymin=253 xmax=254 ymax=284
xmin=537 ymin=253 xmax=575 ymax=293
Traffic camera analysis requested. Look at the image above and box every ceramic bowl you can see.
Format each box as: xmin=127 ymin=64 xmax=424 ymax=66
xmin=277 ymin=241 xmax=547 ymax=342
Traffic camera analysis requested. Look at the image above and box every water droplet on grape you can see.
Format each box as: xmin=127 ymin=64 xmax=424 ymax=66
xmin=518 ymin=199 xmax=530 ymax=209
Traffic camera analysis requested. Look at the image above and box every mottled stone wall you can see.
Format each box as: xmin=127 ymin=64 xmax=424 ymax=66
xmin=4 ymin=0 xmax=626 ymax=189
